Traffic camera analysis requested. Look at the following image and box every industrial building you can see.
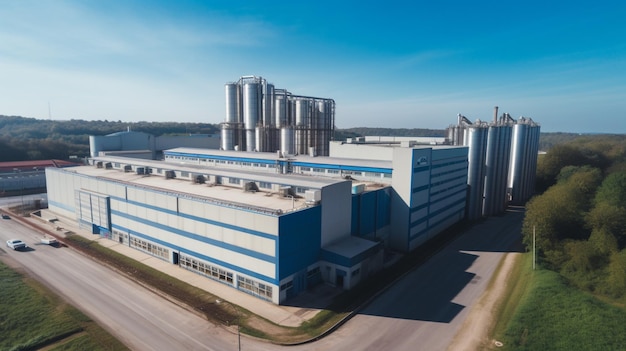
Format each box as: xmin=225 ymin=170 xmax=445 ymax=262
xmin=46 ymin=141 xmax=467 ymax=304
xmin=221 ymin=75 xmax=335 ymax=156
xmin=44 ymin=76 xmax=540 ymax=305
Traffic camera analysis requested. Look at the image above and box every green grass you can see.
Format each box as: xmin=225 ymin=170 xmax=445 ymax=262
xmin=494 ymin=254 xmax=626 ymax=351
xmin=0 ymin=261 xmax=128 ymax=351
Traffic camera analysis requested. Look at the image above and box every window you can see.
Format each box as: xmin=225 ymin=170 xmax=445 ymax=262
xmin=179 ymin=255 xmax=233 ymax=284
xmin=181 ymin=171 xmax=189 ymax=178
xmin=237 ymin=275 xmax=273 ymax=300
xmin=312 ymin=168 xmax=324 ymax=173
xmin=327 ymin=169 xmax=339 ymax=174
xmin=229 ymin=178 xmax=240 ymax=185
xmin=300 ymin=167 xmax=311 ymax=172
xmin=259 ymin=182 xmax=271 ymax=189
xmin=129 ymin=237 xmax=169 ymax=260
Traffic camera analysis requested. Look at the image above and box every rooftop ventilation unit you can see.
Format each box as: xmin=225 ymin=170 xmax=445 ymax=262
xmin=136 ymin=167 xmax=145 ymax=175
xmin=194 ymin=174 xmax=205 ymax=184
xmin=304 ymin=190 xmax=321 ymax=204
xmin=104 ymin=162 xmax=112 ymax=169
xmin=244 ymin=181 xmax=259 ymax=192
xmin=165 ymin=170 xmax=176 ymax=179
xmin=123 ymin=165 xmax=132 ymax=172
xmin=351 ymin=183 xmax=366 ymax=194
xmin=96 ymin=161 xmax=103 ymax=168
xmin=279 ymin=186 xmax=292 ymax=197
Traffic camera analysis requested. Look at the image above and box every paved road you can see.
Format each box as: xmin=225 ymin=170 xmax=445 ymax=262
xmin=1 ymin=204 xmax=523 ymax=351
xmin=0 ymin=215 xmax=242 ymax=351
xmin=292 ymin=208 xmax=524 ymax=351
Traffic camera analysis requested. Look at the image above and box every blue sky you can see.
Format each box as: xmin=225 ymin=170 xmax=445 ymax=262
xmin=1 ymin=1 xmax=625 ymax=133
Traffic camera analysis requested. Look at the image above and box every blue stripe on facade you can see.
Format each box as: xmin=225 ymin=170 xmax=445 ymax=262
xmin=412 ymin=184 xmax=429 ymax=193
xmin=110 ymin=196 xmax=277 ymax=241
xmin=164 ymin=152 xmax=277 ymax=165
xmin=412 ymin=165 xmax=430 ymax=173
xmin=291 ymin=161 xmax=393 ymax=174
xmin=48 ymin=199 xmax=74 ymax=213
xmin=111 ymin=210 xmax=276 ymax=264
xmin=408 ymin=197 xmax=466 ymax=242
xmin=410 ymin=202 xmax=429 ymax=213
xmin=112 ymin=223 xmax=276 ymax=284
xmin=431 ymin=159 xmax=467 ymax=169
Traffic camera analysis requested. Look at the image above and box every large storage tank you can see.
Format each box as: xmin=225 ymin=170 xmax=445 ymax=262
xmin=263 ymin=83 xmax=275 ymax=127
xmin=280 ymin=126 xmax=295 ymax=155
xmin=221 ymin=126 xmax=235 ymax=151
xmin=482 ymin=124 xmax=512 ymax=216
xmin=465 ymin=126 xmax=488 ymax=220
xmin=243 ymin=82 xmax=260 ymax=151
xmin=275 ymin=95 xmax=287 ymax=128
xmin=224 ymin=83 xmax=240 ymax=124
xmin=508 ymin=119 xmax=539 ymax=204
xmin=295 ymin=99 xmax=309 ymax=127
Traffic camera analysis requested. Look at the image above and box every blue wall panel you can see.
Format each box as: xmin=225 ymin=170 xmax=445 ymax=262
xmin=376 ymin=188 xmax=391 ymax=230
xmin=359 ymin=191 xmax=376 ymax=236
xmin=278 ymin=207 xmax=321 ymax=280
xmin=351 ymin=195 xmax=359 ymax=236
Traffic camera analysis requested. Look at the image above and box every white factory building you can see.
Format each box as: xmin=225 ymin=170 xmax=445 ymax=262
xmin=45 ymin=140 xmax=468 ymax=304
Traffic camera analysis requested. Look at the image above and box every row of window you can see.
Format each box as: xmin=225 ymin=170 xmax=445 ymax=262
xmin=130 ymin=237 xmax=169 ymax=260
xmin=237 ymin=275 xmax=273 ymax=300
xmin=179 ymin=255 xmax=234 ymax=285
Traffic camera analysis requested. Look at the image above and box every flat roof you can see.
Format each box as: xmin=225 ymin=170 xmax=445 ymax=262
xmin=165 ymin=147 xmax=393 ymax=171
xmin=74 ymin=156 xmax=357 ymax=215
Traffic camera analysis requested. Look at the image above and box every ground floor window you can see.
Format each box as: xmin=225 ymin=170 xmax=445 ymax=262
xmin=237 ymin=275 xmax=273 ymax=300
xmin=179 ymin=254 xmax=234 ymax=285
xmin=129 ymin=236 xmax=169 ymax=260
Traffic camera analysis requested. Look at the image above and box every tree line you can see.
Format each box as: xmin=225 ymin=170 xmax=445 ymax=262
xmin=523 ymin=135 xmax=626 ymax=300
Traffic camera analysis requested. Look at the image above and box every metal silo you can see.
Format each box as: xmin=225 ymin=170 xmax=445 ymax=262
xmin=243 ymin=82 xmax=261 ymax=151
xmin=280 ymin=126 xmax=295 ymax=155
xmin=482 ymin=124 xmax=512 ymax=216
xmin=263 ymin=83 xmax=275 ymax=127
xmin=255 ymin=126 xmax=267 ymax=152
xmin=224 ymin=83 xmax=240 ymax=124
xmin=508 ymin=122 xmax=528 ymax=204
xmin=295 ymin=99 xmax=310 ymax=154
xmin=295 ymin=99 xmax=309 ymax=127
xmin=465 ymin=125 xmax=488 ymax=220
xmin=275 ymin=95 xmax=287 ymax=128
xmin=221 ymin=125 xmax=235 ymax=150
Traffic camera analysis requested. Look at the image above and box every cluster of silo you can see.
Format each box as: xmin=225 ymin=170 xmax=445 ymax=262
xmin=447 ymin=106 xmax=540 ymax=219
xmin=221 ymin=76 xmax=335 ymax=156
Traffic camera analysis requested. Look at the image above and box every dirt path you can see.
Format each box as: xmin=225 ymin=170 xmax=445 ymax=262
xmin=447 ymin=252 xmax=520 ymax=351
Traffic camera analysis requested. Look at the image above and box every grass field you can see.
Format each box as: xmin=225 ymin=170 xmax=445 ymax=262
xmin=0 ymin=261 xmax=128 ymax=351
xmin=493 ymin=254 xmax=626 ymax=350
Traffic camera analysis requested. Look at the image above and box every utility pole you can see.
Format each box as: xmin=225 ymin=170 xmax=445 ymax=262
xmin=533 ymin=226 xmax=536 ymax=270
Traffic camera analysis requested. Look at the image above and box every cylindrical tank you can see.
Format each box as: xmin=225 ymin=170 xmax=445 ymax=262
xmin=255 ymin=126 xmax=266 ymax=152
xmin=224 ymin=83 xmax=240 ymax=123
xmin=295 ymin=99 xmax=309 ymax=127
xmin=245 ymin=130 xmax=256 ymax=152
xmin=280 ymin=127 xmax=295 ymax=155
xmin=243 ymin=82 xmax=260 ymax=131
xmin=465 ymin=126 xmax=488 ymax=220
xmin=483 ymin=124 xmax=512 ymax=216
xmin=221 ymin=126 xmax=235 ymax=150
xmin=295 ymin=128 xmax=307 ymax=155
xmin=275 ymin=96 xmax=287 ymax=128
xmin=508 ymin=122 xmax=528 ymax=204
xmin=264 ymin=83 xmax=275 ymax=127
xmin=288 ymin=99 xmax=296 ymax=126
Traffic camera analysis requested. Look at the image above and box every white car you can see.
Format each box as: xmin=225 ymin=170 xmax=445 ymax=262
xmin=6 ymin=239 xmax=27 ymax=250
